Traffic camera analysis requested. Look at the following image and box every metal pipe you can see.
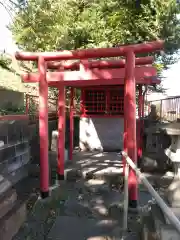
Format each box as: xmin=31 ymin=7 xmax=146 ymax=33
xmin=15 ymin=40 xmax=164 ymax=61
xmin=121 ymin=151 xmax=180 ymax=235
xmin=123 ymin=162 xmax=129 ymax=232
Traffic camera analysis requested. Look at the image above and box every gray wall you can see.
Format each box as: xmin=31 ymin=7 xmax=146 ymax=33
xmin=79 ymin=117 xmax=124 ymax=151
xmin=0 ymin=89 xmax=24 ymax=108
xmin=29 ymin=120 xmax=58 ymax=164
xmin=0 ymin=120 xmax=29 ymax=185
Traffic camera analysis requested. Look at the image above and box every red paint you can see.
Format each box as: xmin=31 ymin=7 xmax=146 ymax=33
xmin=0 ymin=115 xmax=29 ymax=121
xmin=21 ymin=66 xmax=158 ymax=85
xmin=57 ymin=85 xmax=65 ymax=176
xmin=47 ymin=56 xmax=154 ymax=70
xmin=125 ymin=51 xmax=137 ymax=202
xmin=69 ymin=88 xmax=74 ymax=160
xmin=137 ymin=85 xmax=143 ymax=158
xmin=15 ymin=40 xmax=164 ymax=61
xmin=38 ymin=57 xmax=49 ymax=194
xmin=81 ymin=86 xmax=124 ymax=117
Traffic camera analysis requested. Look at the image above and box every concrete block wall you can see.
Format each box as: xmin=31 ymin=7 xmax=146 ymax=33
xmin=79 ymin=117 xmax=124 ymax=151
xmin=0 ymin=120 xmax=29 ymax=185
xmin=0 ymin=89 xmax=24 ymax=109
xmin=29 ymin=119 xmax=58 ymax=164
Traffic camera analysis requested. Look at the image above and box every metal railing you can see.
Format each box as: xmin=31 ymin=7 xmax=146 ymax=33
xmin=121 ymin=151 xmax=180 ymax=235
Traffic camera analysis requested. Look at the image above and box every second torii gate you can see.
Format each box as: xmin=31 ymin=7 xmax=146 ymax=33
xmin=15 ymin=40 xmax=164 ymax=208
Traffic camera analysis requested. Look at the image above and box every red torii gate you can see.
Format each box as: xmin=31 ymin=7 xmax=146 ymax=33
xmin=15 ymin=40 xmax=164 ymax=208
xmin=46 ymin=57 xmax=157 ymax=162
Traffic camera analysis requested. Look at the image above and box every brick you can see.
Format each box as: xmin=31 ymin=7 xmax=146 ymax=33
xmin=0 ymin=200 xmax=27 ymax=240
xmin=8 ymin=165 xmax=28 ymax=185
xmin=8 ymin=122 xmax=21 ymax=143
xmin=0 ymin=145 xmax=16 ymax=163
xmin=21 ymin=127 xmax=29 ymax=141
xmin=0 ymin=122 xmax=8 ymax=144
xmin=6 ymin=156 xmax=22 ymax=174
xmin=0 ymin=188 xmax=17 ymax=219
xmin=20 ymin=120 xmax=29 ymax=141
xmin=15 ymin=142 xmax=29 ymax=155
xmin=0 ymin=161 xmax=6 ymax=173
xmin=0 ymin=178 xmax=12 ymax=196
xmin=21 ymin=152 xmax=30 ymax=165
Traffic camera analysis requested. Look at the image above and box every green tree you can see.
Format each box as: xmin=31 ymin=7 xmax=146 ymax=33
xmin=9 ymin=0 xmax=180 ymax=100
xmin=10 ymin=1 xmax=180 ymax=55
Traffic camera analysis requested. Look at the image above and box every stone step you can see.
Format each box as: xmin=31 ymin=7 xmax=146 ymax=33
xmin=142 ymin=212 xmax=180 ymax=240
xmin=0 ymin=200 xmax=26 ymax=240
xmin=140 ymin=215 xmax=156 ymax=240
xmin=0 ymin=188 xmax=17 ymax=219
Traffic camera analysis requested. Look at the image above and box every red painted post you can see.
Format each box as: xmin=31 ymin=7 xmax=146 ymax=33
xmin=125 ymin=51 xmax=137 ymax=208
xmin=38 ymin=57 xmax=49 ymax=198
xmin=137 ymin=85 xmax=143 ymax=159
xmin=57 ymin=85 xmax=65 ymax=180
xmin=69 ymin=87 xmax=74 ymax=160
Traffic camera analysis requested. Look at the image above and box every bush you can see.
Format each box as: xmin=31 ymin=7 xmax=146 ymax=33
xmin=0 ymin=102 xmax=25 ymax=115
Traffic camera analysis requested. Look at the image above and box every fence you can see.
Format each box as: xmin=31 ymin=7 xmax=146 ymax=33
xmin=121 ymin=151 xmax=180 ymax=236
xmin=0 ymin=93 xmax=77 ymax=122
xmin=25 ymin=94 xmax=58 ymax=122
xmin=148 ymin=96 xmax=180 ymax=122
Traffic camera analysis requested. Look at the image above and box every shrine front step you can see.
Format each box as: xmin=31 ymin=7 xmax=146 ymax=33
xmin=64 ymin=166 xmax=123 ymax=184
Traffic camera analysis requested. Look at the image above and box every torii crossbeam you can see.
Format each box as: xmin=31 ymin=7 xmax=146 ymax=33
xmin=21 ymin=66 xmax=159 ymax=87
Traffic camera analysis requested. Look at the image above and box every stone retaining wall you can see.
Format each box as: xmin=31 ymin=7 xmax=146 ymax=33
xmin=0 ymin=120 xmax=29 ymax=185
xmin=29 ymin=119 xmax=58 ymax=164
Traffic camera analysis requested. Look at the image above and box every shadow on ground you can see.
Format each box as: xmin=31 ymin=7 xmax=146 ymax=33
xmin=13 ymin=152 xmax=174 ymax=240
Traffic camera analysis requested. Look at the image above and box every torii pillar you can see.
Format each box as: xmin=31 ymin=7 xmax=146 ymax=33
xmin=38 ymin=57 xmax=49 ymax=198
xmin=124 ymin=51 xmax=137 ymax=208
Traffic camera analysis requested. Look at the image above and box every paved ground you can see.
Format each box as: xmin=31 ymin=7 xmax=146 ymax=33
xmin=13 ymin=152 xmax=174 ymax=240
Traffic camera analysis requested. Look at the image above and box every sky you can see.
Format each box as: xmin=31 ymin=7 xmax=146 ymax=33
xmin=0 ymin=4 xmax=180 ymax=98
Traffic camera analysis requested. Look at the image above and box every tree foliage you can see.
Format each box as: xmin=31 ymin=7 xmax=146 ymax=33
xmin=10 ymin=1 xmax=180 ymax=54
xmin=8 ymin=0 xmax=180 ymax=97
